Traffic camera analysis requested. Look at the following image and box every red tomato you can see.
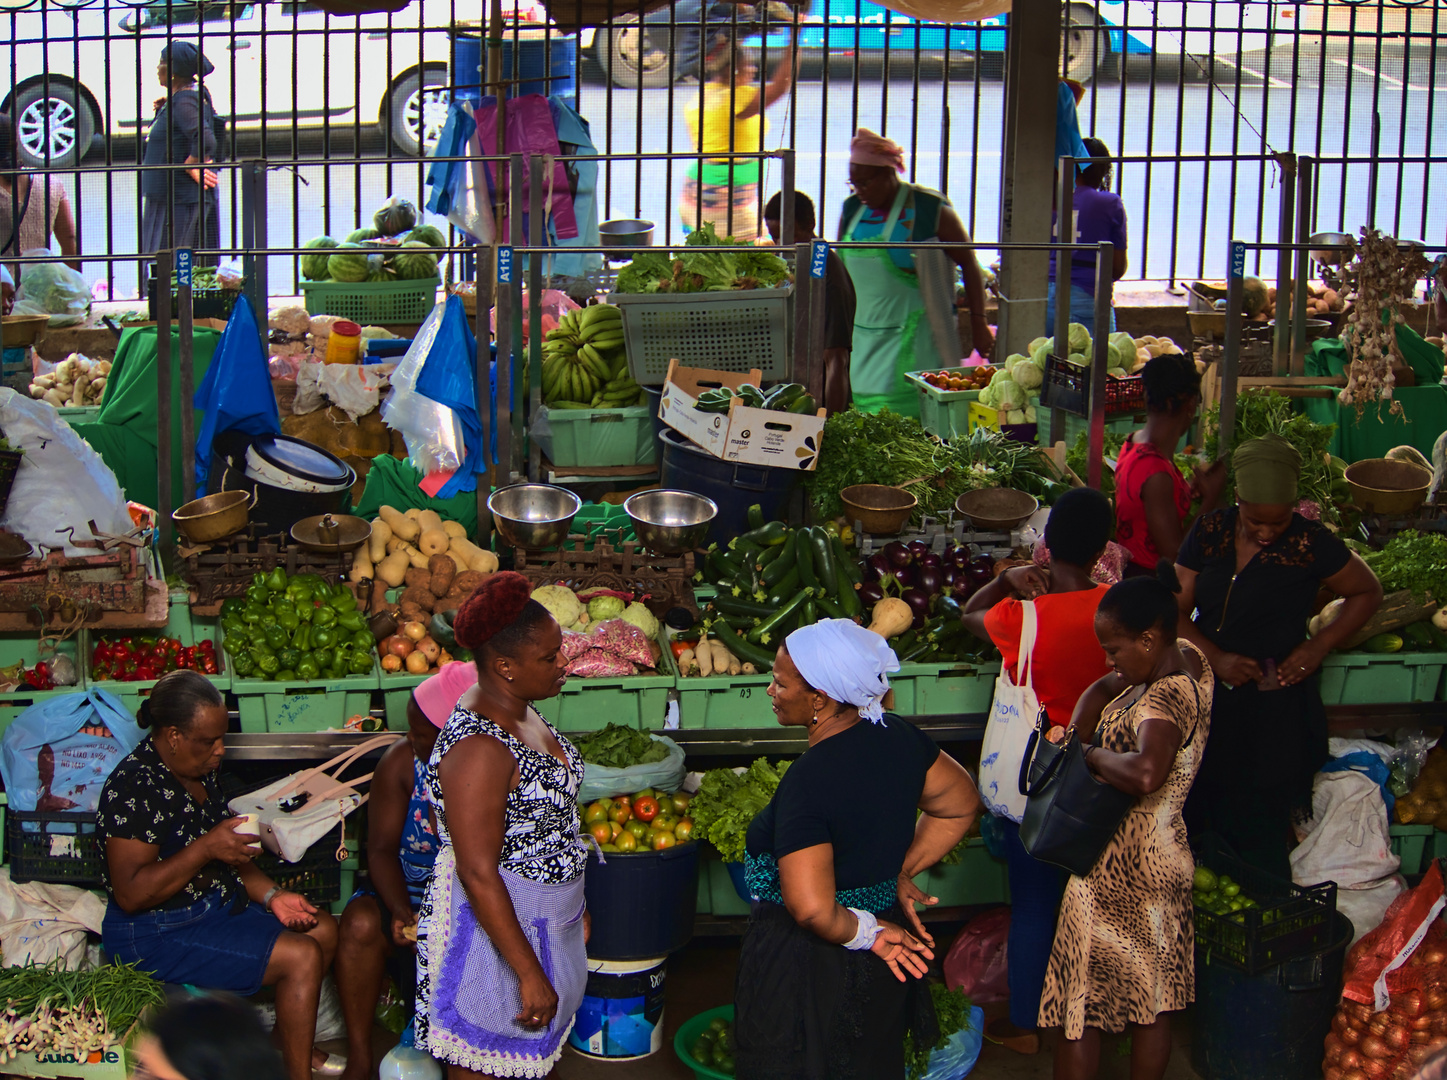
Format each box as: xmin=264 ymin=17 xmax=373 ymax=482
xmin=674 ymin=817 xmax=695 ymax=842
xmin=651 ymin=832 xmax=677 ymax=851
xmin=608 ymin=803 xmax=632 ymax=825
xmin=633 ymin=796 xmax=660 ymax=822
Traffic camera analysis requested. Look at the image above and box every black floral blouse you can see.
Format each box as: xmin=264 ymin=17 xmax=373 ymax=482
xmin=96 ymin=738 xmax=244 ymax=910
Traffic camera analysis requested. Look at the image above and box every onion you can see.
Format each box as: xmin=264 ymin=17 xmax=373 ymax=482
xmin=1334 ymin=1013 xmax=1349 ymax=1036
xmin=1422 ymin=946 xmax=1447 ymax=966
xmin=1394 ymin=989 xmax=1425 ymax=1019
xmin=1370 ymin=1014 xmax=1394 ymax=1037
xmin=380 ymin=653 xmax=402 ymax=673
xmin=1408 ymin=1045 xmax=1434 ymax=1067
xmin=417 ymin=637 xmax=441 ymax=663
xmin=402 ymin=620 xmax=428 ymax=643
xmin=1343 ymin=1069 xmax=1370 ymax=1080
xmin=1414 ymin=1014 xmax=1435 ymax=1031
xmin=1348 ymin=1003 xmax=1376 ymax=1025
xmin=1412 ymin=1029 xmax=1435 ymax=1045
xmin=1361 ymin=1057 xmax=1390 ymax=1080
xmin=1326 ymin=1069 xmax=1344 ymax=1080
xmin=1342 ymin=1050 xmax=1366 ymax=1071
xmin=1344 ymin=1026 xmax=1365 ymax=1047
xmin=1383 ymin=1025 xmax=1410 ymax=1052
xmin=1361 ymin=1035 xmax=1391 ymax=1060
xmin=1431 ymin=1015 xmax=1447 ymax=1037
xmin=1425 ymin=987 xmax=1447 ymax=1012
xmin=405 ymin=650 xmax=430 ymax=675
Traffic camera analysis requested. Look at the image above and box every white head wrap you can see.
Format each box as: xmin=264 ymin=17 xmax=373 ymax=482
xmin=785 ymin=619 xmax=900 ymax=724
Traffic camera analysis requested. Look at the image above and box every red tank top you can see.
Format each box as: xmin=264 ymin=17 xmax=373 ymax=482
xmin=1114 ymin=437 xmax=1191 ymax=570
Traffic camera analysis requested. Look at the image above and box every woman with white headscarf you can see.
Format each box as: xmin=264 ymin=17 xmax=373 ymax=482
xmin=733 ymin=619 xmax=980 ymax=1079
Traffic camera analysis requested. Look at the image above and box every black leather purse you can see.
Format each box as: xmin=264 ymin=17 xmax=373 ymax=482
xmin=1017 ymin=675 xmax=1199 ymax=877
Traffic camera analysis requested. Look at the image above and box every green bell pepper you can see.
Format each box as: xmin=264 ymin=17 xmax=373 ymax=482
xmin=347 ymin=651 xmax=374 ymax=675
xmin=265 ymin=567 xmax=287 ymax=593
xmin=251 ymin=650 xmax=280 ymax=676
xmin=312 ymin=626 xmax=336 ymax=649
xmin=313 ymin=606 xmax=337 ymax=629
xmin=296 ymin=657 xmax=320 ymax=680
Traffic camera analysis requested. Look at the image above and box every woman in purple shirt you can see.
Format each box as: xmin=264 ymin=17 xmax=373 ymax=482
xmin=1047 ymin=137 xmax=1128 ymax=335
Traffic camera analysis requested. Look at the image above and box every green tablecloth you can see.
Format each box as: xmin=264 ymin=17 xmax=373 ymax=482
xmin=73 ymin=326 xmax=221 ymax=509
xmin=351 ymin=453 xmax=482 ymax=536
xmin=1300 ymin=328 xmax=1447 ymax=463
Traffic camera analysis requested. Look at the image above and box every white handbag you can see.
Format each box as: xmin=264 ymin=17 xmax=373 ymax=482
xmin=228 ymin=734 xmax=402 ymax=863
xmin=978 ymin=600 xmax=1046 ymax=824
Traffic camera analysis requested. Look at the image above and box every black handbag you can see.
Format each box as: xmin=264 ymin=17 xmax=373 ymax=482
xmin=1016 ymin=675 xmax=1200 ymax=878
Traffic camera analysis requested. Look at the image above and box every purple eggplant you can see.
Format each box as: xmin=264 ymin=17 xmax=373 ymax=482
xmin=857 ymin=582 xmax=885 ymax=607
xmin=866 ymin=553 xmax=891 ymax=582
xmin=902 ymin=588 xmax=932 ymax=627
xmin=919 ymin=551 xmax=943 ymax=569
xmin=884 ymin=541 xmax=913 ymax=569
xmin=916 ymin=565 xmax=944 ymax=596
xmin=950 ymin=547 xmax=972 ymax=570
xmin=967 ymin=555 xmax=996 ymax=587
xmin=889 ymin=564 xmax=918 ymax=589
xmin=907 ymin=540 xmax=930 ymax=558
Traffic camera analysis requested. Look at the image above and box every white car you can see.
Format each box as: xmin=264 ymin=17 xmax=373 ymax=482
xmin=0 ymin=0 xmax=483 ymax=169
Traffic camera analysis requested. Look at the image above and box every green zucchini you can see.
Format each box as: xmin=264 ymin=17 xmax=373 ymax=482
xmin=1402 ymin=621 xmax=1435 ymax=649
xmin=746 ymin=503 xmax=765 ymax=531
xmin=713 ymin=620 xmax=775 ymax=671
xmin=808 ymin=527 xmax=838 ymax=597
xmin=832 ymin=534 xmax=862 ymax=587
xmin=801 ymin=597 xmax=818 ymax=628
xmin=760 ymin=533 xmax=798 ymax=588
xmin=738 ymin=520 xmax=788 ymax=547
xmin=815 ymin=595 xmax=848 ymax=620
xmin=766 ymin=567 xmax=801 ymax=608
xmin=795 ymin=529 xmax=818 ymax=592
xmin=712 ymin=596 xmax=777 ymax=619
xmin=749 ymin=590 xmax=810 ymax=645
xmin=836 ymin=580 xmax=862 ymax=619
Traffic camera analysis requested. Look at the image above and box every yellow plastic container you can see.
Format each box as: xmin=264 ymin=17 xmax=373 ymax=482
xmin=967 ymin=400 xmax=999 ymax=433
xmin=326 ymin=320 xmax=362 ymax=364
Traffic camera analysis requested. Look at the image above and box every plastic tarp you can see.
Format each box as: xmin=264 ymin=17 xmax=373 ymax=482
xmin=193 ymin=294 xmax=281 ymax=491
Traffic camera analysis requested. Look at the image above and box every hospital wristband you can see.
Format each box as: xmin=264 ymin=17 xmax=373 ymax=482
xmin=843 ymin=907 xmax=882 ymax=951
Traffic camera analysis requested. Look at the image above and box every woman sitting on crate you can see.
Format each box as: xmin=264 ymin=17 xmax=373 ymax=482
xmin=414 ymin=573 xmax=589 ymax=1078
xmin=96 ymin=670 xmax=343 ymax=1080
xmin=334 ymin=662 xmax=474 ymax=1080
xmin=1037 ymin=573 xmax=1214 ymax=1080
xmin=1174 ymin=433 xmax=1382 ymax=880
xmin=1114 ymin=355 xmax=1226 ymax=577
xmin=733 ymin=619 xmax=981 ymax=1079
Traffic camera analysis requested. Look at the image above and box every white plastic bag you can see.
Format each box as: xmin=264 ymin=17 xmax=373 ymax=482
xmin=0 ymin=389 xmax=132 ymax=556
xmin=0 ymin=865 xmax=106 ymax=967
xmin=577 ymin=735 xmax=686 ymax=802
xmin=12 ymin=249 xmax=90 ymax=327
xmin=379 ymin=302 xmax=466 ymax=476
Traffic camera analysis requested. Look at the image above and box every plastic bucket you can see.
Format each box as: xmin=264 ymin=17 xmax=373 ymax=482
xmin=451 ymin=32 xmax=577 ymax=102
xmin=725 ymin=860 xmax=752 ymax=903
xmin=583 ymin=842 xmax=700 ymax=961
xmin=658 ymin=429 xmax=798 ymax=547
xmin=568 ymin=956 xmax=667 ymax=1060
xmin=642 ymin=386 xmax=667 ymax=450
xmin=1192 ymin=911 xmax=1353 ymax=1080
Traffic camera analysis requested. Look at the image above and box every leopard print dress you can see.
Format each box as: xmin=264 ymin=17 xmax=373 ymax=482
xmin=1037 ymin=641 xmax=1214 ymax=1040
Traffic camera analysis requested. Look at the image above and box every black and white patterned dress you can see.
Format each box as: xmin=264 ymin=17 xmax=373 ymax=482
xmin=414 ymin=705 xmax=588 ymax=1077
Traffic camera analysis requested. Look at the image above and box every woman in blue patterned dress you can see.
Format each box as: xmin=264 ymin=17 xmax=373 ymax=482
xmin=734 ymin=620 xmax=981 ymax=1079
xmin=416 ymin=572 xmax=588 ymax=1078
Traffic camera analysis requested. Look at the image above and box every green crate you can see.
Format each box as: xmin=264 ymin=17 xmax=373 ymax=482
xmin=1319 ymin=652 xmax=1447 ymax=705
xmin=381 ymin=671 xmax=430 ymax=730
xmin=675 ymin=671 xmax=775 ymax=729
xmin=567 ymin=503 xmax=637 ymax=549
xmin=1390 ymin=824 xmax=1435 ymax=875
xmin=234 ymin=676 xmax=379 ymax=733
xmin=0 ymin=633 xmax=88 ymax=737
xmin=300 ymin=276 xmax=440 ymax=324
xmin=888 ymin=660 xmax=1000 ymax=717
xmin=57 ymin=405 xmax=101 ymax=427
xmin=537 ymin=642 xmax=676 ymax=732
xmin=1033 ymin=405 xmax=1145 ymax=449
xmin=1433 ymin=829 xmax=1447 ymax=863
xmin=906 ymin=370 xmax=980 ymax=439
xmin=914 ymin=838 xmax=1010 ymax=906
xmin=534 ymin=405 xmax=657 ymax=468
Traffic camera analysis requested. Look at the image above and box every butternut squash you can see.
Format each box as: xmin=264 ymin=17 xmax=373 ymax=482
xmin=418 ymin=529 xmax=450 ymax=557
xmin=349 ymin=548 xmax=373 ymax=584
xmin=446 ymin=536 xmax=498 ymax=575
xmin=368 ymin=518 xmax=392 ymax=563
xmin=376 ymin=549 xmax=410 ymax=587
xmin=400 ymin=543 xmax=430 ymax=570
xmin=417 ymin=509 xmax=444 ymax=535
xmin=378 ymin=505 xmax=419 ymax=543
xmin=867 ymin=597 xmax=913 ymax=639
xmin=441 ymin=520 xmax=467 ymax=540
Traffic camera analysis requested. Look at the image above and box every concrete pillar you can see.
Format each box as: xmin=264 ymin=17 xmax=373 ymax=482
xmin=997 ymin=0 xmax=1064 ymax=358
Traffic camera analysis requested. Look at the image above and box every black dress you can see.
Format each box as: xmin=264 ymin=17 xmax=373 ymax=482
xmin=1176 ymin=507 xmax=1352 ymax=878
xmin=734 ymin=715 xmax=941 ymax=1080
xmin=140 ymin=88 xmax=221 ymax=262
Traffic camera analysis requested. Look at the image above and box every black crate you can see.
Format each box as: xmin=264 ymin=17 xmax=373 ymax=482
xmin=6 ymin=810 xmax=104 ymax=887
xmin=254 ymin=837 xmax=347 ymax=905
xmin=146 ymin=274 xmax=242 ymax=321
xmin=1040 ymin=354 xmax=1147 ymax=417
xmin=1194 ymin=843 xmax=1337 ymax=974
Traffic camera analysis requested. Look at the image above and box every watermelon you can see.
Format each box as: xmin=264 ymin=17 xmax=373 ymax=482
xmin=391 ymin=241 xmax=439 ymax=281
xmin=345 ymin=227 xmax=380 ymax=244
xmin=374 ymin=197 xmax=418 ymax=237
xmin=405 ymin=224 xmax=446 ymax=249
xmin=366 ymin=253 xmax=393 ymax=282
xmin=301 ymin=235 xmax=339 ymax=280
xmin=328 ymin=244 xmax=371 ymax=283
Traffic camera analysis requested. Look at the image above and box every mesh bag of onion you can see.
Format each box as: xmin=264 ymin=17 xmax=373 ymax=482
xmin=1325 ymin=862 xmax=1447 ymax=1080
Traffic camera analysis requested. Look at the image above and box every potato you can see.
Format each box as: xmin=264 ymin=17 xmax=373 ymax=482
xmin=376 ymin=549 xmax=410 ymax=587
xmin=369 ymin=519 xmax=392 ymax=563
xmin=399 ymin=586 xmax=435 ymax=614
xmin=449 ymin=570 xmax=488 ymax=597
xmin=441 ymin=521 xmax=467 ymax=540
xmin=404 ymin=567 xmax=431 ymax=590
xmin=399 ymin=601 xmax=429 ymax=624
xmin=428 ymin=554 xmax=456 ymax=597
xmin=418 ymin=529 xmax=450 ymax=557
xmin=417 ymin=510 xmax=444 ymax=535
xmin=378 ymin=505 xmax=419 ymax=543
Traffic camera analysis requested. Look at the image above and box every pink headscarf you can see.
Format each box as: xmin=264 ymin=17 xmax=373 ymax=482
xmin=850 ymin=128 xmax=906 ymax=173
xmin=413 ymin=661 xmax=477 ymax=729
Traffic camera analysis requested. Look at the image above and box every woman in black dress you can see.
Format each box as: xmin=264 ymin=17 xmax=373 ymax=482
xmin=734 ymin=619 xmax=981 ymax=1080
xmin=1175 ymin=433 xmax=1382 ymax=878
xmin=141 ymin=42 xmax=220 ymax=262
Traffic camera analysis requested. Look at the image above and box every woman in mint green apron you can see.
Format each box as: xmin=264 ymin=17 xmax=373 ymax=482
xmin=838 ymin=128 xmax=994 ymax=417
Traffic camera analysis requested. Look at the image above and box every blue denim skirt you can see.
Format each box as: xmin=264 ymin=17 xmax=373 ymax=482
xmin=103 ymin=891 xmax=285 ymax=996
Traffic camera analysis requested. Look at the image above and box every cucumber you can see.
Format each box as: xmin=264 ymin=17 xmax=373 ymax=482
xmin=832 ymin=534 xmax=862 ymax=588
xmin=801 ymin=597 xmax=818 ymax=628
xmin=1360 ymin=632 xmax=1405 ymax=654
xmin=1402 ymin=621 xmax=1436 ymax=649
xmin=749 ymin=590 xmax=810 ymax=645
xmin=738 ymin=520 xmax=788 ymax=547
xmin=712 ymin=596 xmax=777 ymax=619
xmin=746 ymin=503 xmax=765 ymax=531
xmin=795 ymin=529 xmax=818 ymax=592
xmin=760 ymin=533 xmax=798 ymax=589
xmin=766 ymin=567 xmax=801 ymax=607
xmin=713 ymin=619 xmax=775 ymax=671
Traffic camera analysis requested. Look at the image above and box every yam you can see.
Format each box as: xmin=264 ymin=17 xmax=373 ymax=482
xmin=417 ymin=510 xmax=444 ymax=535
xmin=695 ymin=640 xmax=714 ymax=677
xmin=708 ymin=640 xmax=731 ymax=676
xmin=449 ymin=570 xmax=488 ymax=597
xmin=399 ymin=601 xmax=429 ymax=625
xmin=376 ymin=550 xmax=410 ymax=588
xmin=428 ymin=554 xmax=457 ymax=597
xmin=441 ymin=521 xmax=467 ymax=540
xmin=349 ymin=549 xmax=373 ymax=584
xmin=369 ymin=519 xmax=392 ymax=562
xmin=400 ymin=586 xmax=435 ymax=614
xmin=418 ymin=529 xmax=450 ymax=557
xmin=404 ymin=567 xmax=431 ymax=590
xmin=378 ymin=505 xmax=419 ymax=543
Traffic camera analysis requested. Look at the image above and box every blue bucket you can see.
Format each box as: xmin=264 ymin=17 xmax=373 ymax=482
xmin=451 ymin=32 xmax=577 ymax=103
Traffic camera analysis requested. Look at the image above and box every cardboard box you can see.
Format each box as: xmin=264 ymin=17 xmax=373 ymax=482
xmin=658 ymin=361 xmax=826 ymax=471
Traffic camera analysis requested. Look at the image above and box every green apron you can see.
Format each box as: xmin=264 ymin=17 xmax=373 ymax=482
xmin=840 ymin=183 xmax=946 ymax=417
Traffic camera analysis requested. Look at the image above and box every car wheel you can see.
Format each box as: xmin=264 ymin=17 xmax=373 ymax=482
xmin=386 ymin=67 xmax=449 ymax=158
xmin=1061 ymin=5 xmax=1110 ymax=84
xmin=598 ymin=20 xmax=685 ymax=89
xmin=12 ymin=82 xmax=95 ymax=169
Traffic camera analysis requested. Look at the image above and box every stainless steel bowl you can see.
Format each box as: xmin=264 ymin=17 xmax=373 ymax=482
xmin=600 ymin=219 xmax=656 ymax=249
xmin=624 ymin=489 xmax=718 ymax=553
xmin=488 ymin=484 xmax=582 ymax=549
xmin=1309 ymin=232 xmax=1353 ymax=266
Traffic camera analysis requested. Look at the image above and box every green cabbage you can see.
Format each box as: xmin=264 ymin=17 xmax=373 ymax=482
xmin=1024 ymin=404 xmax=1038 ymax=423
xmin=1066 ymin=352 xmax=1088 ymax=368
xmin=1006 ymin=409 xmax=1027 ymax=425
xmin=391 ymin=242 xmax=439 ymax=281
xmin=301 ymin=236 xmax=339 ymax=280
xmin=587 ymin=595 xmax=625 ymax=622
xmin=1030 ymin=341 xmax=1052 ymax=370
xmin=1027 ymin=336 xmax=1049 ymax=356
xmin=327 ymin=244 xmax=370 ymax=283
xmin=619 ymin=602 xmax=660 ymax=640
xmin=532 ymin=584 xmax=583 ymax=627
xmin=992 ymin=373 xmax=1025 ymax=411
xmin=1109 ymin=331 xmax=1137 ymax=363
xmin=1013 ymin=362 xmax=1043 ymax=391
xmin=1067 ymin=322 xmax=1091 ymax=356
xmin=406 ymin=224 xmax=447 ymax=249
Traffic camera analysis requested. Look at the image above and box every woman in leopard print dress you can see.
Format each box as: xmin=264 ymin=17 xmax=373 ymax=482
xmin=1038 ymin=573 xmax=1213 ymax=1080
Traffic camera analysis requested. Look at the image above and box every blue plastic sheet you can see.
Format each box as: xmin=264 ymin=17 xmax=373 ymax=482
xmin=1322 ymin=750 xmax=1396 ymax=818
xmin=920 ymin=1006 xmax=986 ymax=1080
xmin=0 ymin=690 xmax=144 ymax=813
xmin=411 ymin=294 xmax=493 ymax=496
xmin=192 ymin=294 xmax=280 ymax=490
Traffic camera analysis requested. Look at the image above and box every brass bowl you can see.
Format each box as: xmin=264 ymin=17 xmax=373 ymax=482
xmin=290 ymin=513 xmax=372 ymax=553
xmin=954 ymin=487 xmax=1040 ymax=531
xmin=0 ymin=533 xmax=33 ymax=564
xmin=839 ymin=484 xmax=917 ymax=535
xmin=1345 ymin=458 xmax=1431 ymax=517
xmin=172 ymin=489 xmax=254 ymax=544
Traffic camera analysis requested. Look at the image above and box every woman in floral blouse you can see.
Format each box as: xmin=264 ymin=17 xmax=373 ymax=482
xmin=97 ymin=671 xmax=341 ymax=1080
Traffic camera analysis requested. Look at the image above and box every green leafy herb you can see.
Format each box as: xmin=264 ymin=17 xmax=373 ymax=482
xmin=688 ymin=757 xmax=792 ymax=864
xmin=1362 ymin=530 xmax=1447 ymax=603
xmin=611 ymin=222 xmax=789 ymax=294
xmin=1204 ymin=390 xmax=1340 ymax=525
xmin=570 ymin=723 xmax=669 ymax=769
xmin=903 ymin=984 xmax=975 ymax=1080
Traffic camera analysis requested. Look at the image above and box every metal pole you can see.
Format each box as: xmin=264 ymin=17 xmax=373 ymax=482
xmin=156 ymin=249 xmax=174 ymax=550
xmin=527 ymin=154 xmax=544 ymax=481
xmin=1273 ymin=153 xmax=1296 ymax=376
xmin=177 ymin=248 xmax=196 ymax=506
xmin=507 ymin=154 xmax=525 ymax=483
xmin=1219 ymin=242 xmax=1246 ymax=463
xmin=475 ymin=274 xmax=492 ymax=550
xmin=1087 ymin=242 xmax=1112 ymax=491
xmin=807 ymin=241 xmax=828 ymax=411
xmin=249 ymin=160 xmax=268 ymax=334
xmin=239 ymin=160 xmax=266 ymax=360
xmin=1293 ymin=157 xmax=1314 ymax=374
xmin=1051 ymin=156 xmax=1074 ymax=449
xmin=780 ymin=149 xmax=795 ymax=265
xmin=1366 ymin=112 xmax=1380 ymax=230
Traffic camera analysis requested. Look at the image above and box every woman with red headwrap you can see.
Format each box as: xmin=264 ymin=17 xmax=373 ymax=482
xmin=333 ymin=662 xmax=473 ymax=1080
xmin=414 ymin=573 xmax=589 ymax=1077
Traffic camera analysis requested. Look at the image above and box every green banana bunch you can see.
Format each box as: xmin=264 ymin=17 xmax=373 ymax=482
xmin=541 ymin=303 xmax=644 ymax=409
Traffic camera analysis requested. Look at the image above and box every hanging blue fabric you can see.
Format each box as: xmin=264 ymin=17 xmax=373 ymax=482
xmin=192 ymin=294 xmax=280 ymax=490
xmin=1321 ymin=751 xmax=1396 ymax=818
xmin=413 ymin=294 xmax=494 ymax=497
xmin=1055 ymin=81 xmax=1090 ymax=174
